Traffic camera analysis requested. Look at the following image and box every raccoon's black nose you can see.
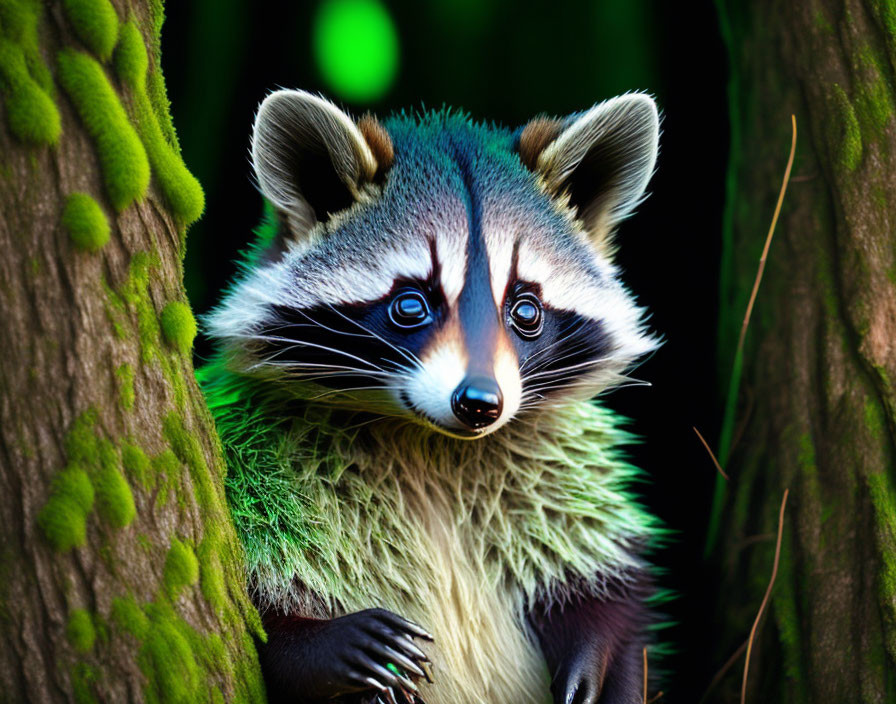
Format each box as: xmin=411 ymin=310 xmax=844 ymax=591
xmin=452 ymin=377 xmax=503 ymax=429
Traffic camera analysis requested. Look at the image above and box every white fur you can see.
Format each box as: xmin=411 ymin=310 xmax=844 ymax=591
xmin=402 ymin=337 xmax=468 ymax=431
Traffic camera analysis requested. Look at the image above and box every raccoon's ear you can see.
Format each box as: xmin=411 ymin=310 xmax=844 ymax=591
xmin=251 ymin=90 xmax=392 ymax=238
xmin=518 ymin=93 xmax=659 ymax=241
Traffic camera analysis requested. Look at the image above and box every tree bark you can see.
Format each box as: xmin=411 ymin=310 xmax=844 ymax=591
xmin=708 ymin=0 xmax=896 ymax=701
xmin=0 ymin=1 xmax=264 ymax=701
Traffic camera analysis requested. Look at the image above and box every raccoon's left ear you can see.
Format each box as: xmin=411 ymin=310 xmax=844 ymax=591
xmin=517 ymin=93 xmax=659 ymax=240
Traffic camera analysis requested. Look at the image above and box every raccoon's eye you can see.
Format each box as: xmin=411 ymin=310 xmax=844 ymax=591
xmin=388 ymin=290 xmax=432 ymax=329
xmin=510 ymin=294 xmax=543 ymax=339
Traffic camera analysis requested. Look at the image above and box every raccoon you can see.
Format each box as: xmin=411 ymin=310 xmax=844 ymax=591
xmin=200 ymin=89 xmax=662 ymax=704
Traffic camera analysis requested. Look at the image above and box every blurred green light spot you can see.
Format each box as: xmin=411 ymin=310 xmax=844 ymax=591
xmin=313 ymin=0 xmax=398 ymax=102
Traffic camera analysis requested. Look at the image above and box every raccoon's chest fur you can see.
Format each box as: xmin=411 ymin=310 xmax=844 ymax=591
xmin=338 ymin=479 xmax=553 ymax=704
xmin=232 ymin=401 xmax=654 ymax=704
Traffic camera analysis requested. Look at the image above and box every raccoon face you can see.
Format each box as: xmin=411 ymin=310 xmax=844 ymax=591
xmin=206 ymin=90 xmax=659 ymax=438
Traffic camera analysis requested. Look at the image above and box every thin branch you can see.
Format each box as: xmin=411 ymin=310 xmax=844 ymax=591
xmin=694 ymin=426 xmax=729 ymax=480
xmin=643 ymin=646 xmax=648 ymax=704
xmin=741 ymin=489 xmax=790 ymax=704
xmin=705 ymin=114 xmax=798 ymax=556
xmin=736 ymin=115 xmax=797 ymax=361
xmin=699 ymin=640 xmax=747 ymax=703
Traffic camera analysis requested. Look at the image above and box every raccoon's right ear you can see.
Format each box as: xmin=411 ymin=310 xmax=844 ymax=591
xmin=251 ymin=90 xmax=393 ymax=238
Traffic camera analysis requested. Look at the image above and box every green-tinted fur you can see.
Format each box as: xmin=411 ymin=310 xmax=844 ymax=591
xmin=200 ymin=360 xmax=663 ymax=702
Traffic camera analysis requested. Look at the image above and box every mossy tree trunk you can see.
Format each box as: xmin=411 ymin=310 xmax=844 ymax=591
xmin=708 ymin=0 xmax=896 ymax=701
xmin=0 ymin=1 xmax=264 ymax=701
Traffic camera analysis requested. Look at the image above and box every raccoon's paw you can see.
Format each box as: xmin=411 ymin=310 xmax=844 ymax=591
xmin=326 ymin=608 xmax=433 ymax=700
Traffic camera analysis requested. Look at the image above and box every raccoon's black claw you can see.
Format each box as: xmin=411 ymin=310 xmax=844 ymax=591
xmin=552 ymin=654 xmax=601 ymax=704
xmin=347 ymin=654 xmax=418 ymax=694
xmin=363 ymin=619 xmax=432 ymax=667
xmin=559 ymin=677 xmax=598 ymax=704
xmin=372 ymin=643 xmax=426 ymax=679
xmin=379 ymin=686 xmax=399 ymax=704
xmin=373 ymin=686 xmax=417 ymax=704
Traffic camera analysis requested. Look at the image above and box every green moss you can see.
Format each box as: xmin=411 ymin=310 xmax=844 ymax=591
xmin=813 ymin=9 xmax=834 ymax=33
xmin=163 ymin=413 xmax=212 ymax=486
xmin=144 ymin=1 xmax=179 ymax=149
xmin=110 ymin=594 xmax=149 ymax=638
xmin=867 ymin=471 xmax=896 ymax=622
xmin=773 ymin=537 xmax=803 ymax=682
xmin=135 ymin=91 xmax=205 ymax=225
xmin=113 ymin=21 xmax=147 ymax=90
xmin=121 ymin=442 xmax=149 ymax=484
xmin=38 ymin=466 xmax=95 ymax=551
xmin=62 ymin=0 xmax=119 ymax=61
xmin=865 ymin=398 xmax=886 ymax=438
xmin=93 ymin=439 xmax=136 ymax=528
xmin=66 ymin=608 xmax=96 ymax=653
xmin=0 ymin=38 xmax=61 ymax=144
xmin=797 ymin=432 xmax=816 ymax=470
xmin=827 ymin=83 xmax=863 ymax=172
xmin=197 ymin=536 xmax=226 ymax=614
xmin=104 ymin=251 xmax=162 ymax=362
xmin=115 ymin=21 xmax=204 ymax=226
xmin=71 ymin=662 xmax=99 ymax=704
xmin=236 ymin=630 xmax=268 ymax=699
xmin=115 ymin=363 xmax=135 ymax=410
xmin=870 ymin=0 xmax=896 ymax=50
xmin=123 ymin=252 xmax=159 ymax=359
xmin=0 ymin=0 xmax=32 ymax=40
xmin=56 ymin=49 xmax=149 ymax=211
xmin=160 ymin=302 xmax=197 ymax=353
xmin=163 ymin=538 xmax=199 ymax=598
xmin=162 ymin=412 xmax=222 ymax=526
xmin=63 ymin=193 xmax=110 ymax=252
xmin=65 ymin=408 xmax=100 ymax=463
xmin=0 ymin=0 xmax=52 ymax=91
xmin=140 ymin=603 xmax=202 ymax=704
xmin=200 ymin=631 xmax=228 ymax=670
xmin=150 ymin=448 xmax=179 ymax=499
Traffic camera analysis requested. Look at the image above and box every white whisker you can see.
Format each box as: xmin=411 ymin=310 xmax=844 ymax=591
xmin=323 ymin=303 xmax=423 ymax=370
xmin=240 ymin=333 xmax=387 ymax=373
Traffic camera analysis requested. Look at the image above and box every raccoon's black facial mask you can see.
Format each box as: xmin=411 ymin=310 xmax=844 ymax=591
xmin=207 ymin=89 xmax=660 ymax=438
xmin=259 ymin=274 xmax=448 ymax=393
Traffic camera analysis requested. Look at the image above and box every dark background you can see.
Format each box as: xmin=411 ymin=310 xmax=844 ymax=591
xmin=161 ymin=1 xmax=730 ymax=698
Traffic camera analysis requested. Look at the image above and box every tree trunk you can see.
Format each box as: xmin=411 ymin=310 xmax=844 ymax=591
xmin=708 ymin=0 xmax=896 ymax=701
xmin=0 ymin=1 xmax=264 ymax=701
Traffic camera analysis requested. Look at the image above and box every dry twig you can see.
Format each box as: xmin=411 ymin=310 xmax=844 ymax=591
xmin=741 ymin=489 xmax=790 ymax=704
